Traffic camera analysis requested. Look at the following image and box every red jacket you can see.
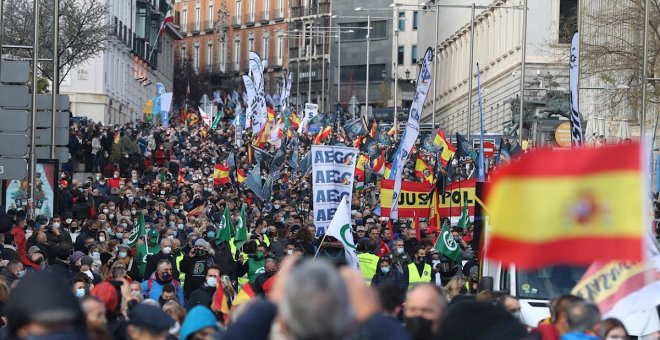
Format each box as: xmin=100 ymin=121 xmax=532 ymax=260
xmin=11 ymin=226 xmax=29 ymax=266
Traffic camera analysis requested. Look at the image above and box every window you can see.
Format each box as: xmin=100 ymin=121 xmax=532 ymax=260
xmin=207 ymin=43 xmax=213 ymax=68
xmin=559 ymin=0 xmax=577 ymax=43
xmin=248 ymin=38 xmax=255 ymax=52
xmin=340 ymin=21 xmax=387 ymax=40
xmin=194 ymin=7 xmax=200 ymax=31
xmin=220 ymin=41 xmax=226 ymax=71
xmin=234 ymin=40 xmax=241 ymax=68
xmin=411 ymin=45 xmax=417 ymax=64
xmin=208 ymin=4 xmax=213 ymax=21
xmin=398 ymin=12 xmax=405 ymax=31
xmin=180 ymin=45 xmax=187 ymax=58
xmin=249 ymin=0 xmax=256 ymax=22
xmin=234 ymin=1 xmax=241 ymax=25
xmin=264 ymin=0 xmax=270 ymax=18
xmin=277 ymin=0 xmax=284 ymax=17
xmin=262 ymin=35 xmax=269 ymax=60
xmin=412 ymin=11 xmax=418 ymax=30
xmin=397 ymin=46 xmax=404 ymax=65
xmin=193 ymin=45 xmax=200 ymax=70
xmin=276 ymin=35 xmax=284 ymax=65
xmin=181 ymin=9 xmax=187 ymax=32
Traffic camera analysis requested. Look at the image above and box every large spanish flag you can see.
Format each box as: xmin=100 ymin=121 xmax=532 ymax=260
xmin=232 ymin=282 xmax=255 ymax=308
xmin=414 ymin=155 xmax=433 ymax=183
xmin=213 ymin=164 xmax=230 ymax=185
xmin=485 ymin=143 xmax=644 ymax=269
xmin=237 ymin=168 xmax=247 ymax=185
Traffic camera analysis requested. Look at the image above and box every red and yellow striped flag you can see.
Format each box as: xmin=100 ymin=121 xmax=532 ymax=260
xmin=232 ymin=282 xmax=255 ymax=308
xmin=213 ymin=164 xmax=230 ymax=185
xmin=211 ymin=287 xmax=230 ymax=316
xmin=414 ymin=155 xmax=433 ymax=183
xmin=485 ymin=143 xmax=644 ymax=269
xmin=314 ymin=126 xmax=332 ymax=144
xmin=237 ymin=168 xmax=246 ymax=184
xmin=433 ymin=128 xmax=456 ymax=166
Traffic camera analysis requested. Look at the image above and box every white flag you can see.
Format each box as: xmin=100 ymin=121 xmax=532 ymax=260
xmin=325 ymin=196 xmax=360 ymax=271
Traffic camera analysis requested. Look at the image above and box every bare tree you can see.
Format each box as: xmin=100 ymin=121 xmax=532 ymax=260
xmin=2 ymin=0 xmax=111 ymax=91
xmin=580 ymin=0 xmax=660 ymax=119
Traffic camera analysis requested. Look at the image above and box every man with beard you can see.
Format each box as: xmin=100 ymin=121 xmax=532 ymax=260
xmin=404 ymin=284 xmax=445 ymax=340
xmin=141 ymin=259 xmax=184 ymax=302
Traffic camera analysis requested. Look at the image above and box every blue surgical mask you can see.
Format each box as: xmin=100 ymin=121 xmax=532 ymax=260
xmin=206 ymin=277 xmax=217 ymax=287
xmin=76 ymin=288 xmax=86 ymax=298
xmin=381 ymin=266 xmax=391 ymax=273
xmin=207 ymin=231 xmax=215 ymax=238
xmin=397 ymin=247 xmax=405 ymax=255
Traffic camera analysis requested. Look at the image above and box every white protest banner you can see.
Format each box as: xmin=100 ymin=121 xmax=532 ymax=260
xmin=312 ymin=145 xmax=357 ymax=237
xmin=389 ymin=47 xmax=434 ymax=219
xmin=299 ymin=103 xmax=319 ymax=133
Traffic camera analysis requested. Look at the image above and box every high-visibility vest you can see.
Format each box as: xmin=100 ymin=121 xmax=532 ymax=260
xmin=357 ymin=253 xmax=379 ymax=286
xmin=407 ymin=263 xmax=432 ymax=291
xmin=175 ymin=252 xmax=185 ymax=285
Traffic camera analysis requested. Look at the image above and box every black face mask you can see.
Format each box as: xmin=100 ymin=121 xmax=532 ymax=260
xmin=405 ymin=316 xmax=434 ymax=340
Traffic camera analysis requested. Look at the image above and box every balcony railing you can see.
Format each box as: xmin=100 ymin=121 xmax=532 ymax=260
xmin=243 ymin=13 xmax=256 ymax=25
xmin=274 ymin=8 xmax=285 ymax=20
xmin=260 ymin=11 xmax=270 ymax=22
xmin=290 ymin=3 xmax=330 ymax=18
xmin=190 ymin=21 xmax=200 ymax=33
xmin=204 ymin=20 xmax=215 ymax=31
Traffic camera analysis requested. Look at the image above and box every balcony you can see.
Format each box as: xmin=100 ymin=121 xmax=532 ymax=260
xmin=264 ymin=57 xmax=284 ymax=69
xmin=190 ymin=21 xmax=200 ymax=34
xmin=243 ymin=13 xmax=256 ymax=26
xmin=131 ymin=34 xmax=158 ymax=69
xmin=274 ymin=8 xmax=285 ymax=20
xmin=260 ymin=11 xmax=270 ymax=23
xmin=232 ymin=16 xmax=241 ymax=27
xmin=290 ymin=3 xmax=330 ymax=18
xmin=204 ymin=20 xmax=215 ymax=32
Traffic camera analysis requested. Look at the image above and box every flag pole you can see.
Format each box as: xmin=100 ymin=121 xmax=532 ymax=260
xmin=313 ymin=233 xmax=329 ymax=259
xmin=473 ymin=196 xmax=492 ymax=216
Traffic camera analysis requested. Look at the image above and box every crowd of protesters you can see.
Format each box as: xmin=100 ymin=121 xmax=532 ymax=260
xmin=0 ymin=103 xmax=650 ymax=340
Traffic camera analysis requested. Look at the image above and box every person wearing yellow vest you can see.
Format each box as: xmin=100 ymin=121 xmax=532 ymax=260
xmin=356 ymin=240 xmax=379 ymax=286
xmin=407 ymin=247 xmax=432 ymax=291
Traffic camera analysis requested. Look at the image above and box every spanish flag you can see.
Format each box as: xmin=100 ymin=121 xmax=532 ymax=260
xmin=383 ymin=163 xmax=392 ymax=179
xmin=414 ymin=155 xmax=433 ymax=183
xmin=372 ymin=151 xmax=385 ymax=175
xmin=211 ymin=287 xmax=230 ymax=316
xmin=314 ymin=125 xmax=332 ymax=144
xmin=186 ymin=204 xmax=205 ymax=217
xmin=290 ymin=111 xmax=301 ymax=130
xmin=255 ymin=121 xmax=271 ymax=148
xmin=232 ymin=282 xmax=255 ymax=308
xmin=355 ymin=154 xmax=369 ymax=182
xmin=267 ymin=107 xmax=276 ymax=122
xmin=213 ymin=164 xmax=230 ymax=185
xmin=237 ymin=168 xmax=247 ymax=185
xmin=485 ymin=143 xmax=644 ymax=269
xmin=433 ymin=128 xmax=456 ymax=166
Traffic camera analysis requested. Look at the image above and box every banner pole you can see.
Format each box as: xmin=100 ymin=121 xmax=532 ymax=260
xmin=313 ymin=233 xmax=329 ymax=259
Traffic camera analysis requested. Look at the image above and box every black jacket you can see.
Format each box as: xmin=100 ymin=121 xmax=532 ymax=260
xmin=186 ymin=285 xmax=215 ymax=311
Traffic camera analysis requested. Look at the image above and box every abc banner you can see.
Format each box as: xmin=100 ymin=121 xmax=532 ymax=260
xmin=312 ymin=145 xmax=358 ymax=237
xmin=380 ymin=179 xmax=476 ymax=219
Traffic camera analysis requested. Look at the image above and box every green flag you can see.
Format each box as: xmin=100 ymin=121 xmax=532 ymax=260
xmin=211 ymin=114 xmax=221 ymax=130
xmin=128 ymin=213 xmax=146 ymax=247
xmin=215 ymin=206 xmax=233 ymax=244
xmin=234 ymin=204 xmax=248 ymax=249
xmin=457 ymin=200 xmax=470 ymax=230
xmin=434 ymin=221 xmax=461 ymax=262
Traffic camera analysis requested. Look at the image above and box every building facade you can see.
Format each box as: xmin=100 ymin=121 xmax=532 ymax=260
xmin=418 ymin=0 xmax=578 ymax=145
xmin=174 ymin=0 xmax=289 ymax=95
xmin=61 ymin=0 xmax=181 ymax=124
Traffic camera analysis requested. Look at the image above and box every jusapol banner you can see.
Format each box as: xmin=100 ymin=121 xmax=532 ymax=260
xmin=380 ymin=179 xmax=476 ymax=219
xmin=312 ymin=145 xmax=358 ymax=237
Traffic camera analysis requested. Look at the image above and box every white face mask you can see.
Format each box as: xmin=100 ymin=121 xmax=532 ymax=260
xmin=102 ymin=209 xmax=109 ymax=214
xmin=118 ymin=251 xmax=127 ymax=259
xmin=286 ymin=249 xmax=294 ymax=255
xmin=65 ymin=218 xmax=72 ymax=224
xmin=162 ymin=247 xmax=172 ymax=255
xmin=52 ymin=222 xmax=60 ymax=229
xmin=99 ymin=237 xmax=106 ymax=242
xmin=25 ymin=231 xmax=33 ymax=239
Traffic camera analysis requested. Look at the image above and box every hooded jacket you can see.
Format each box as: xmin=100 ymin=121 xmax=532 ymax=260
xmin=179 ymin=306 xmax=219 ymax=340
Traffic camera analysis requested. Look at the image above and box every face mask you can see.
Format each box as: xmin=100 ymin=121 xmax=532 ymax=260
xmin=169 ymin=221 xmax=175 ymax=227
xmin=255 ymin=251 xmax=264 ymax=259
xmin=177 ymin=223 xmax=184 ymax=230
xmin=25 ymin=231 xmax=33 ymax=239
xmin=102 ymin=209 xmax=109 ymax=214
xmin=65 ymin=218 xmax=72 ymax=224
xmin=115 ymin=232 xmax=124 ymax=239
xmin=96 ymin=176 xmax=101 ymax=181
xmin=162 ymin=247 xmax=172 ymax=254
xmin=118 ymin=251 xmax=127 ymax=259
xmin=273 ymin=205 xmax=281 ymax=209
xmin=381 ymin=266 xmax=390 ymax=273
xmin=113 ymin=174 xmax=119 ymax=178
xmin=161 ymin=272 xmax=172 ymax=281
xmin=160 ymin=191 xmax=166 ymax=195
xmin=286 ymin=249 xmax=293 ymax=255
xmin=173 ymin=209 xmax=179 ymax=214
xmin=120 ymin=223 xmax=128 ymax=228
xmin=76 ymin=288 xmax=86 ymax=298
xmin=512 ymin=311 xmax=524 ymax=323
xmin=131 ymin=290 xmax=142 ymax=298
xmin=206 ymin=277 xmax=217 ymax=287
xmin=405 ymin=316 xmax=434 ymax=340
xmin=98 ymin=237 xmax=106 ymax=242
xmin=397 ymin=247 xmax=405 ymax=255
xmin=131 ymin=210 xmax=137 ymax=215
xmin=17 ymin=270 xmax=26 ymax=278
xmin=99 ymin=181 xmax=105 ymax=185
xmin=109 ymin=214 xmax=115 ymax=219
xmin=52 ymin=222 xmax=60 ymax=228
xmin=92 ymin=251 xmax=100 ymax=258
xmin=167 ymin=235 xmax=174 ymax=240
xmin=207 ymin=231 xmax=215 ymax=238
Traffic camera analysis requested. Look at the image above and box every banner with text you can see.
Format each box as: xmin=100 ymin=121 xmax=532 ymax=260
xmin=312 ymin=145 xmax=358 ymax=237
xmin=380 ymin=179 xmax=476 ymax=219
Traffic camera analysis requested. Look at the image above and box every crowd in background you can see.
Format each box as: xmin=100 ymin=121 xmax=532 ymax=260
xmin=0 ymin=104 xmax=648 ymax=340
